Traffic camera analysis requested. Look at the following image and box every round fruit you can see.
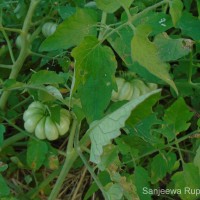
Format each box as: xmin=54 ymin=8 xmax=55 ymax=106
xmin=23 ymin=101 xmax=71 ymax=141
xmin=16 ymin=34 xmax=31 ymax=49
xmin=42 ymin=22 xmax=57 ymax=37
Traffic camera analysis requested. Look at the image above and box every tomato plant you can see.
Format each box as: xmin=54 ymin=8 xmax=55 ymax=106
xmin=0 ymin=0 xmax=200 ymax=200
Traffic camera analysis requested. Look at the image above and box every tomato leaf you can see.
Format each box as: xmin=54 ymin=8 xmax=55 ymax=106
xmin=26 ymin=139 xmax=48 ymax=171
xmin=131 ymin=25 xmax=178 ymax=94
xmin=95 ymin=0 xmax=133 ymax=13
xmin=154 ymin=33 xmax=192 ymax=62
xmin=134 ymin=167 xmax=151 ymax=200
xmin=194 ymin=145 xmax=200 ymax=175
xmin=97 ymin=144 xmax=119 ymax=171
xmin=95 ymin=0 xmax=120 ymax=13
xmin=133 ymin=12 xmax=173 ymax=35
xmin=169 ymin=0 xmax=183 ymax=26
xmin=88 ymin=89 xmax=161 ymax=164
xmin=105 ymin=183 xmax=123 ymax=200
xmin=72 ymin=36 xmax=117 ymax=122
xmin=118 ymin=0 xmax=133 ymax=9
xmin=0 ymin=124 xmax=5 ymax=148
xmin=40 ymin=8 xmax=97 ymax=51
xmin=29 ymin=70 xmax=65 ymax=85
xmin=131 ymin=113 xmax=161 ymax=144
xmin=3 ymin=79 xmax=25 ymax=90
xmin=163 ymin=98 xmax=193 ymax=139
xmin=150 ymin=152 xmax=176 ymax=184
xmin=57 ymin=5 xmax=76 ymax=20
xmin=177 ymin=12 xmax=200 ymax=40
xmin=126 ymin=92 xmax=160 ymax=127
xmin=108 ymin=26 xmax=160 ymax=83
xmin=0 ymin=174 xmax=10 ymax=197
xmin=84 ymin=171 xmax=111 ymax=200
xmin=38 ymin=85 xmax=63 ymax=101
xmin=107 ymin=172 xmax=139 ymax=200
xmin=172 ymin=163 xmax=200 ymax=200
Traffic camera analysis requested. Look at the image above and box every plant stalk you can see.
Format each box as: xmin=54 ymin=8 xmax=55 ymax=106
xmin=48 ymin=119 xmax=78 ymax=200
xmin=0 ymin=0 xmax=40 ymax=111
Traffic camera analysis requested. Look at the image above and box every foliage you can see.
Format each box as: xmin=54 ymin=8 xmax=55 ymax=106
xmin=0 ymin=0 xmax=200 ymax=199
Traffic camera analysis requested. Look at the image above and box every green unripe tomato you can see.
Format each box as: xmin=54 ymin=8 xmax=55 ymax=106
xmin=132 ymin=80 xmax=158 ymax=96
xmin=84 ymin=1 xmax=97 ymax=8
xmin=28 ymin=101 xmax=45 ymax=110
xmin=44 ymin=116 xmax=59 ymax=141
xmin=111 ymin=78 xmax=125 ymax=101
xmin=132 ymin=79 xmax=149 ymax=95
xmin=42 ymin=22 xmax=57 ymax=37
xmin=111 ymin=78 xmax=133 ymax=101
xmin=16 ymin=34 xmax=31 ymax=49
xmin=35 ymin=117 xmax=46 ymax=140
xmin=132 ymin=86 xmax=140 ymax=99
xmin=56 ymin=109 xmax=71 ymax=136
xmin=23 ymin=101 xmax=71 ymax=141
xmin=24 ymin=113 xmax=43 ymax=133
xmin=23 ymin=108 xmax=44 ymax=121
xmin=118 ymin=82 xmax=133 ymax=101
xmin=111 ymin=77 xmax=158 ymax=102
xmin=147 ymin=83 xmax=157 ymax=90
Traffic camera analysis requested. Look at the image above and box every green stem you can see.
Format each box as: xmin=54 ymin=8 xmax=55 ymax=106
xmin=28 ymin=126 xmax=91 ymax=199
xmin=0 ymin=64 xmax=12 ymax=69
xmin=0 ymin=8 xmax=15 ymax=63
xmin=98 ymin=11 xmax=107 ymax=40
xmin=10 ymin=96 xmax=31 ymax=110
xmin=67 ymin=118 xmax=78 ymax=153
xmin=2 ymin=84 xmax=67 ymax=106
xmin=125 ymin=129 xmax=200 ymax=164
xmin=101 ymin=0 xmax=169 ymax=42
xmin=175 ymin=136 xmax=185 ymax=165
xmin=74 ymin=124 xmax=109 ymax=200
xmin=0 ymin=28 xmax=15 ymax=63
xmin=0 ymin=0 xmax=40 ymax=111
xmin=29 ymin=51 xmax=55 ymax=59
xmin=0 ymin=132 xmax=26 ymax=151
xmin=130 ymin=0 xmax=170 ymax=22
xmin=2 ymin=116 xmax=38 ymax=140
xmin=28 ymin=167 xmax=61 ymax=199
xmin=188 ymin=52 xmax=193 ymax=83
xmin=48 ymin=119 xmax=78 ymax=200
xmin=0 ymin=26 xmax=22 ymax=33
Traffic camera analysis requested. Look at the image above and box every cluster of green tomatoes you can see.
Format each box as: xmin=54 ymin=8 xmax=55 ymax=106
xmin=111 ymin=77 xmax=157 ymax=101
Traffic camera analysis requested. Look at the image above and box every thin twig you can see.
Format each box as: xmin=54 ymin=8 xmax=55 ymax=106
xmin=0 ymin=64 xmax=12 ymax=69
